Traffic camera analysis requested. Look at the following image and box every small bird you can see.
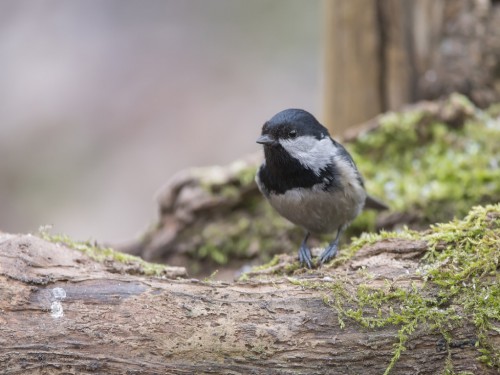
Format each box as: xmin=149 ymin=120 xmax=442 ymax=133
xmin=255 ymin=109 xmax=387 ymax=268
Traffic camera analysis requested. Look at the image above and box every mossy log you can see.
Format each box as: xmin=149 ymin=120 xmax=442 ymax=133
xmin=118 ymin=94 xmax=500 ymax=278
xmin=0 ymin=204 xmax=498 ymax=374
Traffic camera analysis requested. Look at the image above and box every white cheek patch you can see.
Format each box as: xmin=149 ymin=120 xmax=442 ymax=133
xmin=279 ymin=136 xmax=335 ymax=175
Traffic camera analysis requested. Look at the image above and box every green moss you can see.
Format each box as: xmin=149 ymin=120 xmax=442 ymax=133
xmin=235 ymin=164 xmax=258 ymax=187
xmin=188 ymin=194 xmax=303 ymax=267
xmin=186 ymin=161 xmax=306 ymax=267
xmin=422 ymin=205 xmax=500 ymax=369
xmin=39 ymin=229 xmax=173 ymax=277
xmin=199 ymin=163 xmax=258 ymax=197
xmin=486 ymin=102 xmax=500 ymax=118
xmin=350 ymin=228 xmax=419 ymax=252
xmin=249 ymin=254 xmax=281 ymax=272
xmin=292 ymin=204 xmax=499 ymax=374
xmin=348 ymin=94 xmax=500 ymax=232
xmin=193 ymin=216 xmax=251 ymax=265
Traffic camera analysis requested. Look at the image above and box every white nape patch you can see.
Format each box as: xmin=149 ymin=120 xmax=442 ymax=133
xmin=333 ymin=152 xmax=358 ymax=183
xmin=50 ymin=287 xmax=67 ymax=319
xmin=279 ymin=136 xmax=335 ymax=176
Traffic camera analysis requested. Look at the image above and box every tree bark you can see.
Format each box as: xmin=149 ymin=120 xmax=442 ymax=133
xmin=323 ymin=0 xmax=500 ymax=133
xmin=0 ymin=232 xmax=497 ymax=374
xmin=322 ymin=0 xmax=382 ymax=135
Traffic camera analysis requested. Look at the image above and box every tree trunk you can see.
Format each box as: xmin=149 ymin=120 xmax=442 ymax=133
xmin=0 ymin=229 xmax=497 ymax=375
xmin=322 ymin=0 xmax=382 ymax=135
xmin=323 ymin=0 xmax=500 ymax=133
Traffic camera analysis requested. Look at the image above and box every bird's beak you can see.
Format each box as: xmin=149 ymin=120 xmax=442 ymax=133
xmin=256 ymin=134 xmax=276 ymax=145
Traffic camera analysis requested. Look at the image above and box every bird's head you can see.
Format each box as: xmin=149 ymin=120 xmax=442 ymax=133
xmin=257 ymin=109 xmax=334 ymax=173
xmin=256 ymin=109 xmax=330 ymax=148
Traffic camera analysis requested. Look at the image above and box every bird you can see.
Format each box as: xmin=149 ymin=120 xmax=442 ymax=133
xmin=255 ymin=108 xmax=387 ymax=268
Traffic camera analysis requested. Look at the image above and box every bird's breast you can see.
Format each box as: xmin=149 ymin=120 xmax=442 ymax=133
xmin=266 ymin=183 xmax=366 ymax=234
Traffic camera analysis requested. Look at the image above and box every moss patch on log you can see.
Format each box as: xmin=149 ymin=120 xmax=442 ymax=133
xmin=126 ymin=94 xmax=500 ymax=278
xmin=284 ymin=204 xmax=500 ymax=374
xmin=39 ymin=229 xmax=185 ymax=278
xmin=351 ymin=93 xmax=500 ymax=228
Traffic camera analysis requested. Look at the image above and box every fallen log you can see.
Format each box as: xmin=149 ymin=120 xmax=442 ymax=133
xmin=0 ymin=204 xmax=498 ymax=374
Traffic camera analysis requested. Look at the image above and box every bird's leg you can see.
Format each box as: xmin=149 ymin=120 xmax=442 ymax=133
xmin=319 ymin=227 xmax=345 ymax=265
xmin=298 ymin=231 xmax=312 ymax=268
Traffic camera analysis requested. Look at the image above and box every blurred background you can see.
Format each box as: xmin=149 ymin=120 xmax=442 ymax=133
xmin=0 ymin=0 xmax=322 ymax=242
xmin=2 ymin=0 xmax=500 ymax=246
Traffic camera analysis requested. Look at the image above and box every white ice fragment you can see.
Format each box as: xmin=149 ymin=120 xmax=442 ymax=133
xmin=50 ymin=287 xmax=66 ymax=319
xmin=51 ymin=301 xmax=64 ymax=319
xmin=52 ymin=287 xmax=66 ymax=300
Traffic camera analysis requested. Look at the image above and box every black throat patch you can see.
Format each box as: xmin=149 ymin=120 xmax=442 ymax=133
xmin=258 ymin=144 xmax=341 ymax=195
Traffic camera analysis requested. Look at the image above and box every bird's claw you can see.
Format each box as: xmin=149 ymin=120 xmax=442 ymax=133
xmin=298 ymin=245 xmax=313 ymax=269
xmin=319 ymin=243 xmax=338 ymax=265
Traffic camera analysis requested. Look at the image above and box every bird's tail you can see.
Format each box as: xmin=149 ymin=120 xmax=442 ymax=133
xmin=364 ymin=194 xmax=389 ymax=211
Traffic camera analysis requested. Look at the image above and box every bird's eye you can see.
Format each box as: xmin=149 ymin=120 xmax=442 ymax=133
xmin=289 ymin=130 xmax=297 ymax=139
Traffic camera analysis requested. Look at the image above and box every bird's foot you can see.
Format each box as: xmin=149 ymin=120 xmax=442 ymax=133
xmin=319 ymin=243 xmax=338 ymax=265
xmin=298 ymin=245 xmax=313 ymax=269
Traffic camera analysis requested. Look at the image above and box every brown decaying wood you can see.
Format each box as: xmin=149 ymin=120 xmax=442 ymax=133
xmin=0 ymin=233 xmax=496 ymax=375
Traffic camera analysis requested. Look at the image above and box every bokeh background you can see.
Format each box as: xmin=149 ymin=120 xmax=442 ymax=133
xmin=0 ymin=0 xmax=322 ymax=242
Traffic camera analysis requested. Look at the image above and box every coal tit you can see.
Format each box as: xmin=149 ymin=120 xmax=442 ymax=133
xmin=255 ymin=109 xmax=386 ymax=268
